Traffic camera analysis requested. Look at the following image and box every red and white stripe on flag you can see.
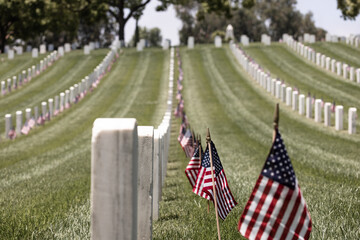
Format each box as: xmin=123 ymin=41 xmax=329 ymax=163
xmin=238 ymin=175 xmax=312 ymax=240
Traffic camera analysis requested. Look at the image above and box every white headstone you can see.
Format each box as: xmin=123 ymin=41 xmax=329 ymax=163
xmin=137 ymin=126 xmax=154 ymax=240
xmin=343 ymin=64 xmax=348 ymax=79
xmin=314 ymin=99 xmax=322 ymax=122
xmin=136 ymin=42 xmax=143 ymax=52
xmin=331 ymin=59 xmax=336 ymax=73
xmin=16 ymin=46 xmax=23 ymax=55
xmin=32 ymin=48 xmax=39 ymax=58
xmin=325 ymin=57 xmax=330 ymax=70
xmin=34 ymin=106 xmax=39 ymax=124
xmin=60 ymin=92 xmax=65 ymax=111
xmin=8 ymin=49 xmax=14 ymax=59
xmin=25 ymin=108 xmax=32 ymax=120
xmin=292 ymin=91 xmax=299 ymax=111
xmin=336 ymin=62 xmax=342 ymax=76
xmin=48 ymin=98 xmax=54 ymax=118
xmin=286 ymin=87 xmax=292 ymax=106
xmin=48 ymin=44 xmax=54 ymax=52
xmin=91 ymin=118 xmax=138 ymax=240
xmin=5 ymin=114 xmax=12 ymax=138
xmin=225 ymin=24 xmax=234 ymax=41
xmin=281 ymin=84 xmax=286 ymax=102
xmin=349 ymin=67 xmax=354 ymax=81
xmin=162 ymin=40 xmax=169 ymax=50
xmin=1 ymin=81 xmax=5 ymax=95
xmin=58 ymin=46 xmax=64 ymax=56
xmin=275 ymin=81 xmax=281 ymax=99
xmin=70 ymin=87 xmax=75 ymax=103
xmin=357 ymin=69 xmax=360 ymax=83
xmin=316 ymin=53 xmax=321 ymax=66
xmin=241 ymin=35 xmax=249 ymax=46
xmin=266 ymin=77 xmax=271 ymax=92
xmin=271 ymin=79 xmax=276 ymax=96
xmin=16 ymin=111 xmax=22 ymax=134
xmin=348 ymin=108 xmax=357 ymax=134
xmin=321 ymin=55 xmax=326 ymax=68
xmin=41 ymin=101 xmax=47 ymax=117
xmin=84 ymin=45 xmax=90 ymax=55
xmin=299 ymin=94 xmax=305 ymax=115
xmin=64 ymin=43 xmax=71 ymax=52
xmin=40 ymin=44 xmax=46 ymax=54
xmin=335 ymin=105 xmax=343 ymax=130
xmin=214 ymin=36 xmax=222 ymax=48
xmin=188 ymin=36 xmax=194 ymax=49
xmin=324 ymin=102 xmax=331 ymax=126
xmin=306 ymin=96 xmax=312 ymax=118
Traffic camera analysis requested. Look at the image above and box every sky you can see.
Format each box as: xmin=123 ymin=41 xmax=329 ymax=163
xmin=124 ymin=0 xmax=360 ymax=46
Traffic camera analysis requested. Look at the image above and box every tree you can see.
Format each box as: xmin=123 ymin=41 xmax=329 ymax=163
xmin=337 ymin=0 xmax=360 ymax=20
xmin=0 ymin=0 xmax=46 ymax=53
xmin=130 ymin=26 xmax=162 ymax=47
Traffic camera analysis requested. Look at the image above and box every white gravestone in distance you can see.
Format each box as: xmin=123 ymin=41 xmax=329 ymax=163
xmin=8 ymin=49 xmax=14 ymax=59
xmin=40 ymin=44 xmax=46 ymax=54
xmin=225 ymin=24 xmax=234 ymax=41
xmin=299 ymin=94 xmax=305 ymax=115
xmin=336 ymin=62 xmax=342 ymax=76
xmin=241 ymin=35 xmax=249 ymax=46
xmin=324 ymin=102 xmax=331 ymax=126
xmin=26 ymin=108 xmax=31 ymax=120
xmin=357 ymin=69 xmax=360 ymax=83
xmin=286 ymin=87 xmax=292 ymax=106
xmin=32 ymin=48 xmax=39 ymax=58
xmin=348 ymin=108 xmax=357 ymax=134
xmin=58 ymin=46 xmax=64 ymax=56
xmin=16 ymin=46 xmax=23 ymax=55
xmin=152 ymin=129 xmax=160 ymax=221
xmin=292 ymin=91 xmax=298 ymax=111
xmin=314 ymin=99 xmax=322 ymax=123
xmin=335 ymin=105 xmax=343 ymax=131
xmin=5 ymin=114 xmax=12 ymax=138
xmin=306 ymin=96 xmax=312 ymax=119
xmin=84 ymin=45 xmax=90 ymax=55
xmin=215 ymin=36 xmax=222 ymax=48
xmin=16 ymin=111 xmax=22 ymax=134
xmin=64 ymin=43 xmax=71 ymax=52
xmin=188 ymin=36 xmax=194 ymax=49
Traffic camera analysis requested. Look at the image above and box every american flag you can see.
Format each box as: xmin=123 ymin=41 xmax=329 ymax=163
xmin=178 ymin=123 xmax=186 ymax=143
xmin=185 ymin=146 xmax=211 ymax=200
xmin=37 ymin=115 xmax=45 ymax=125
xmin=180 ymin=129 xmax=194 ymax=158
xmin=238 ymin=129 xmax=312 ymax=240
xmin=193 ymin=141 xmax=238 ymax=220
xmin=21 ymin=120 xmax=31 ymax=135
xmin=28 ymin=118 xmax=35 ymax=128
xmin=8 ymin=128 xmax=16 ymax=140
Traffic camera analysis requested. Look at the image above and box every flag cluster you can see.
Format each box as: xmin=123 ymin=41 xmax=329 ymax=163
xmin=174 ymin=47 xmax=311 ymax=238
xmin=174 ymin=49 xmax=237 ymax=220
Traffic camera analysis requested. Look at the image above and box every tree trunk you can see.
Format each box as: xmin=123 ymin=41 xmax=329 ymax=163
xmin=134 ymin=18 xmax=139 ymax=47
xmin=0 ymin=27 xmax=6 ymax=54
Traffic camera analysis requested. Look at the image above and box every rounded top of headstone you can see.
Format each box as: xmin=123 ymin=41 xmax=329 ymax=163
xmin=226 ymin=24 xmax=233 ymax=30
xmin=5 ymin=114 xmax=11 ymax=118
xmin=16 ymin=110 xmax=22 ymax=115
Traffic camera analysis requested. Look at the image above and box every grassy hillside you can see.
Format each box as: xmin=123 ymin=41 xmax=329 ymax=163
xmin=0 ymin=48 xmax=169 ymax=239
xmin=153 ymin=45 xmax=360 ymax=239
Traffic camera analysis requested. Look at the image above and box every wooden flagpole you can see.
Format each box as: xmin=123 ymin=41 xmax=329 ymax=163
xmin=199 ymin=135 xmax=210 ymax=213
xmin=273 ymin=103 xmax=279 ymax=143
xmin=207 ymin=128 xmax=221 ymax=240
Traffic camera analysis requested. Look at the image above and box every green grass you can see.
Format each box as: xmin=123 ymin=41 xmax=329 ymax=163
xmin=153 ymin=45 xmax=360 ymax=239
xmin=306 ymin=42 xmax=360 ymax=69
xmin=0 ymin=48 xmax=169 ymax=239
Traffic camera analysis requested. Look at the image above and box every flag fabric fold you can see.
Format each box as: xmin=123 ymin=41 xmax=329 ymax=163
xmin=238 ymin=129 xmax=312 ymax=240
xmin=193 ymin=141 xmax=238 ymax=220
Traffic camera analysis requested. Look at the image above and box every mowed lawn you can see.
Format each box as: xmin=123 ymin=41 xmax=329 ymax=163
xmin=0 ymin=48 xmax=169 ymax=239
xmin=153 ymin=45 xmax=360 ymax=239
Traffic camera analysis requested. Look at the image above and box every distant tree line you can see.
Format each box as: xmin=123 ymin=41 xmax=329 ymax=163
xmin=176 ymin=0 xmax=331 ymax=44
xmin=0 ymin=0 xmax=358 ymax=53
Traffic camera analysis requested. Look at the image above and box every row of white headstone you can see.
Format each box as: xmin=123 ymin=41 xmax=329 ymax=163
xmin=84 ymin=42 xmax=101 ymax=55
xmin=90 ymin=47 xmax=175 ymax=240
xmin=6 ymin=43 xmax=70 ymax=60
xmin=1 ymin=50 xmax=62 ymax=96
xmin=283 ymin=34 xmax=360 ymax=83
xmin=4 ymin=47 xmax=119 ymax=139
xmin=230 ymin=42 xmax=357 ymax=134
xmin=346 ymin=34 xmax=360 ymax=48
